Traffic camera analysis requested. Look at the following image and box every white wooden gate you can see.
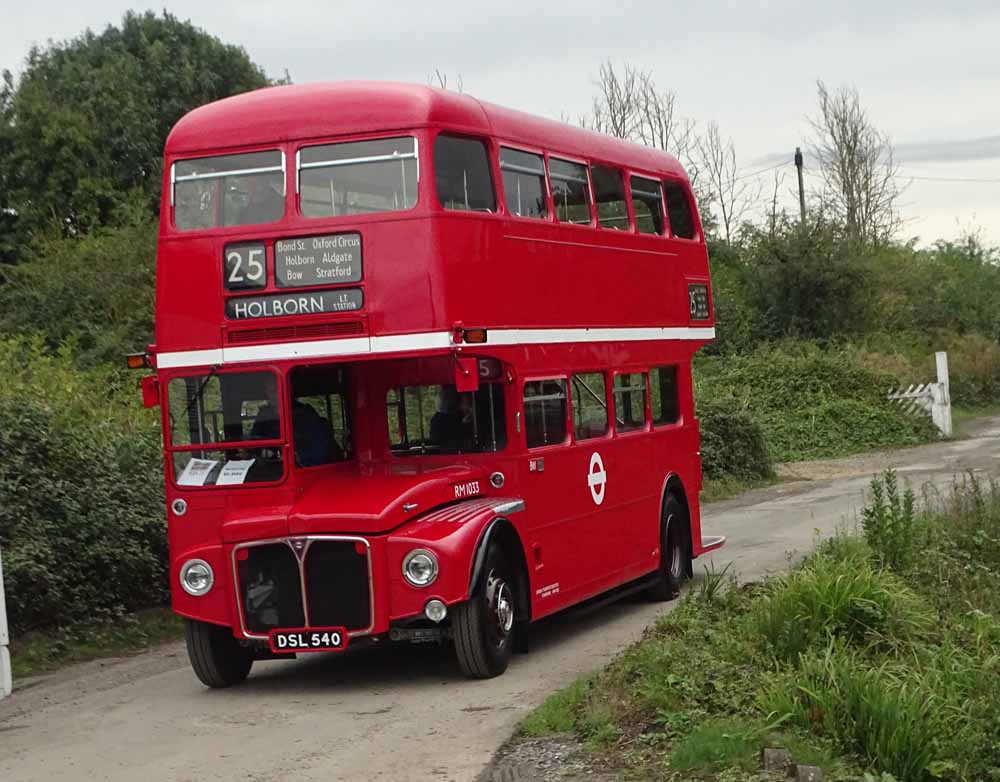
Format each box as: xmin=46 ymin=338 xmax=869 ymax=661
xmin=888 ymin=351 xmax=953 ymax=437
xmin=0 ymin=547 xmax=11 ymax=699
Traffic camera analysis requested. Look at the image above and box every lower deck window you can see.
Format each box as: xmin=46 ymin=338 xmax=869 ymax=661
xmin=387 ymin=383 xmax=506 ymax=455
xmin=613 ymin=373 xmax=647 ymax=432
xmin=651 ymin=366 xmax=680 ymax=425
xmin=524 ymin=379 xmax=568 ymax=448
xmin=572 ymin=373 xmax=609 ymax=440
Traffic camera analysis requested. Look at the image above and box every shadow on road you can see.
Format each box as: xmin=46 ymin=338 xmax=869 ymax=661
xmin=225 ymin=591 xmax=665 ymax=696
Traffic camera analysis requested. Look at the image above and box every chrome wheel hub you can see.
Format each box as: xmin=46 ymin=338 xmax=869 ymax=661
xmin=495 ymin=582 xmax=514 ymax=634
xmin=485 ymin=570 xmax=514 ymax=647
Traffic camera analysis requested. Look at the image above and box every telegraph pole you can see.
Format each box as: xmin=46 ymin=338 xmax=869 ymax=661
xmin=794 ymin=147 xmax=806 ymax=223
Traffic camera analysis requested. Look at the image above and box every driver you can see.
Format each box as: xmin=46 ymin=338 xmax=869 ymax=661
xmin=249 ymin=374 xmax=281 ymax=441
xmin=429 ymin=385 xmax=474 ymax=453
xmin=235 ymin=174 xmax=283 ymax=226
xmin=250 ymin=374 xmax=342 ymax=466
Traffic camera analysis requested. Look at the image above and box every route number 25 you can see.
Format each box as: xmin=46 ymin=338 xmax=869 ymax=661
xmin=224 ymin=243 xmax=267 ymax=290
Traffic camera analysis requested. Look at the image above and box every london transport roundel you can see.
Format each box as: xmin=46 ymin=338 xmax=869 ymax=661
xmin=588 ymin=452 xmax=607 ymax=506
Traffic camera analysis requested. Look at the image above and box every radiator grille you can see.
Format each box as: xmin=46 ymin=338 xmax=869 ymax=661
xmin=305 ymin=541 xmax=372 ymax=631
xmin=227 ymin=320 xmax=364 ymax=344
xmin=234 ymin=537 xmax=373 ymax=637
xmin=237 ymin=544 xmax=305 ymax=633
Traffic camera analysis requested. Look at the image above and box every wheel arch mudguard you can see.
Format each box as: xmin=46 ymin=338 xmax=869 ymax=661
xmin=387 ymin=497 xmax=529 ymax=621
xmin=659 ymin=472 xmax=694 ymax=577
xmin=467 ymin=510 xmax=532 ymax=622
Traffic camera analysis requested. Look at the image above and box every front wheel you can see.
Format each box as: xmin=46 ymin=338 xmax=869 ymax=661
xmin=184 ymin=619 xmax=254 ymax=688
xmin=647 ymin=495 xmax=691 ymax=601
xmin=453 ymin=545 xmax=516 ymax=678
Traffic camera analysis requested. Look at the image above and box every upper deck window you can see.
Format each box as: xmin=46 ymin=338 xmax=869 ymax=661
xmin=549 ymin=158 xmax=592 ymax=225
xmin=664 ymin=180 xmax=696 ymax=239
xmin=631 ymin=176 xmax=664 ymax=235
xmin=499 ymin=148 xmax=547 ymax=219
xmin=591 ymin=165 xmax=628 ymax=230
xmin=434 ymin=136 xmax=496 ymax=212
xmin=173 ymin=150 xmax=285 ymax=231
xmin=299 ymin=136 xmax=417 ymax=218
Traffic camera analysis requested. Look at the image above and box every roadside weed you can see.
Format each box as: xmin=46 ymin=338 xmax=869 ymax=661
xmin=862 ymin=470 xmax=917 ymax=570
xmin=517 ymin=675 xmax=593 ymax=736
xmin=668 ymin=719 xmax=761 ymax=772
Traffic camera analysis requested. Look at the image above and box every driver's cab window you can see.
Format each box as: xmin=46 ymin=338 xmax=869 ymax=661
xmin=166 ymin=370 xmax=284 ymax=486
xmin=387 ymin=382 xmax=506 ymax=455
xmin=289 ymin=365 xmax=352 ymax=467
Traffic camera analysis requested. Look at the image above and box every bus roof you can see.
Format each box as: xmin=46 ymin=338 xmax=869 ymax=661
xmin=164 ymin=81 xmax=689 ymax=180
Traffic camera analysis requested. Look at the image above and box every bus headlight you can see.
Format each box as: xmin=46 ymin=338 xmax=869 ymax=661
xmin=402 ymin=549 xmax=438 ymax=587
xmin=180 ymin=559 xmax=214 ymax=596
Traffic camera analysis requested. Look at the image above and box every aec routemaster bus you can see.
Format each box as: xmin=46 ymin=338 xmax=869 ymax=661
xmin=136 ymin=82 xmax=724 ymax=687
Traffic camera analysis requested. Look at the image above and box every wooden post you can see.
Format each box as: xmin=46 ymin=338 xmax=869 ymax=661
xmin=0 ymin=546 xmax=11 ymax=699
xmin=933 ymin=351 xmax=953 ymax=437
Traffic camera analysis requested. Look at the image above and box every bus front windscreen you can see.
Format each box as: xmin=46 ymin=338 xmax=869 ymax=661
xmin=167 ymin=370 xmax=284 ymax=487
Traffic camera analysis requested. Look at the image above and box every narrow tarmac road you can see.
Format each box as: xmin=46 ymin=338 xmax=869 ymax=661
xmin=3 ymin=419 xmax=997 ymax=782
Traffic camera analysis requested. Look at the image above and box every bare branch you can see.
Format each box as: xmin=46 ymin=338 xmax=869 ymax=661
xmin=810 ymin=80 xmax=903 ymax=245
xmin=696 ymin=122 xmax=758 ymax=243
xmin=430 ymin=70 xmax=463 ymax=94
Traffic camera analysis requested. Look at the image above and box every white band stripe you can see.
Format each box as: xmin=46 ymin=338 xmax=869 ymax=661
xmin=155 ymin=326 xmax=716 ymax=369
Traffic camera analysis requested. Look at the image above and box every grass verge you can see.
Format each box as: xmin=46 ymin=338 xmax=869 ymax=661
xmin=518 ymin=471 xmax=1000 ymax=782
xmin=701 ymin=475 xmax=783 ymax=504
xmin=9 ymin=607 xmax=183 ymax=679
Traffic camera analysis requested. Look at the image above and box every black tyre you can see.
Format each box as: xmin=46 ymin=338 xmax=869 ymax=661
xmin=646 ymin=494 xmax=691 ymax=602
xmin=453 ymin=545 xmax=517 ymax=679
xmin=184 ymin=619 xmax=254 ymax=688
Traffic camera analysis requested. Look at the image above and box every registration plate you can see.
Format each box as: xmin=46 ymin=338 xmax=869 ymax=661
xmin=269 ymin=627 xmax=349 ymax=653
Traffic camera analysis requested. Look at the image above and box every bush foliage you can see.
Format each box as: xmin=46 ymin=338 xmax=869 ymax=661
xmin=0 ymin=217 xmax=157 ymax=366
xmin=0 ymin=338 xmax=166 ymax=635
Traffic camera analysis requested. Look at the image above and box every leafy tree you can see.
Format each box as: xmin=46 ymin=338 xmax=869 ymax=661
xmin=739 ymin=216 xmax=876 ymax=342
xmin=0 ymin=214 xmax=157 ymax=366
xmin=0 ymin=11 xmax=274 ymax=258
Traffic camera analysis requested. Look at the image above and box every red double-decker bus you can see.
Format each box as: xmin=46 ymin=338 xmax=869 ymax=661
xmin=141 ymin=82 xmax=724 ymax=687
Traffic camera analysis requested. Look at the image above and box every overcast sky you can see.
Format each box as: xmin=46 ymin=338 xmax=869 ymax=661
xmin=5 ymin=0 xmax=1000 ymax=245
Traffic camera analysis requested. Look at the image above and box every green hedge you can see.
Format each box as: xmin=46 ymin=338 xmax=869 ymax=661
xmin=0 ymin=338 xmax=166 ymax=635
xmin=695 ymin=345 xmax=939 ymax=463
xmin=697 ymin=401 xmax=773 ymax=481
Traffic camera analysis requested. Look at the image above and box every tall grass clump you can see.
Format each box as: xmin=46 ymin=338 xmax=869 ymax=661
xmin=761 ymin=645 xmax=947 ymax=782
xmin=751 ymin=549 xmax=930 ymax=662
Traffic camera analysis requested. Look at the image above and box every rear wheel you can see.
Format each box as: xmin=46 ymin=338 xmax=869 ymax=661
xmin=647 ymin=494 xmax=691 ymax=602
xmin=184 ymin=619 xmax=254 ymax=688
xmin=453 ymin=545 xmax=516 ymax=678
